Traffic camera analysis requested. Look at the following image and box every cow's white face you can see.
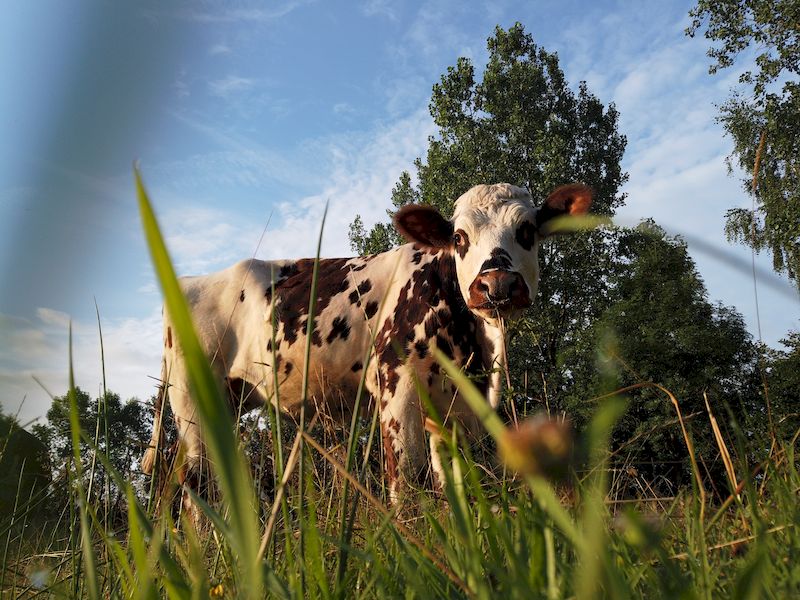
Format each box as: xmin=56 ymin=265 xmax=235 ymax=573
xmin=395 ymin=183 xmax=593 ymax=325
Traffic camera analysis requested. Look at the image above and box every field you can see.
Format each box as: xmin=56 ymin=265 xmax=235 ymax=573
xmin=1 ymin=174 xmax=798 ymax=599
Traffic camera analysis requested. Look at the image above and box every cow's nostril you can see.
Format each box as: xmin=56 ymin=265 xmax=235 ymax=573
xmin=507 ymin=279 xmax=518 ymax=295
xmin=477 ymin=280 xmax=490 ymax=294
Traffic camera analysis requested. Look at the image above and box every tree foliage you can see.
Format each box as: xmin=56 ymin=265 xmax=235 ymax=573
xmin=763 ymin=331 xmax=800 ymax=439
xmin=564 ymin=223 xmax=761 ymax=488
xmin=34 ymin=387 xmax=151 ymax=495
xmin=0 ymin=411 xmax=51 ymax=520
xmin=687 ymin=0 xmax=800 ymax=286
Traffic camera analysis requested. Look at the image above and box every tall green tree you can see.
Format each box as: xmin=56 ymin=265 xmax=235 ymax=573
xmin=35 ymin=387 xmax=151 ymax=505
xmin=350 ymin=23 xmax=628 ymax=408
xmin=0 ymin=411 xmax=51 ymax=521
xmin=565 ymin=223 xmax=762 ymax=490
xmin=687 ymin=0 xmax=800 ymax=287
xmin=763 ymin=331 xmax=800 ymax=439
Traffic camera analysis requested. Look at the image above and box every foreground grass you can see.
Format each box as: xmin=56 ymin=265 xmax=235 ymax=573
xmin=2 ymin=172 xmax=798 ymax=598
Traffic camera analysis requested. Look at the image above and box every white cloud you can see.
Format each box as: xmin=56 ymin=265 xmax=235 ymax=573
xmin=161 ymin=205 xmax=267 ymax=274
xmin=209 ymin=43 xmax=232 ymax=56
xmin=557 ymin=4 xmax=800 ymax=346
xmin=0 ymin=307 xmax=164 ymax=427
xmin=208 ymin=75 xmax=256 ymax=99
xmin=333 ymin=102 xmax=355 ymax=116
xmin=173 ymin=68 xmax=191 ymax=98
xmin=35 ymin=307 xmax=71 ymax=329
xmin=169 ymin=1 xmax=312 ymax=24
xmin=361 ymin=0 xmax=398 ymax=20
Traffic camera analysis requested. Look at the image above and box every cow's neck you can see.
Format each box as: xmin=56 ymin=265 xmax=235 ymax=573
xmin=381 ymin=243 xmax=506 ymax=405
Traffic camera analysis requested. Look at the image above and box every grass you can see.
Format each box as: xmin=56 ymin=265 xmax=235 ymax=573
xmin=2 ymin=170 xmax=799 ymax=598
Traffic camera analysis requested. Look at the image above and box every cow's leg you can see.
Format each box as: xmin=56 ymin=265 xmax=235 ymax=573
xmin=381 ymin=376 xmax=427 ymax=503
xmin=427 ymin=412 xmax=483 ymax=494
xmin=428 ymin=431 xmax=446 ymax=490
xmin=165 ymin=364 xmax=206 ymax=525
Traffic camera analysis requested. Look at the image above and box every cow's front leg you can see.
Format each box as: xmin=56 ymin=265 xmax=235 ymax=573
xmin=426 ymin=413 xmax=483 ymax=495
xmin=380 ymin=375 xmax=428 ymax=503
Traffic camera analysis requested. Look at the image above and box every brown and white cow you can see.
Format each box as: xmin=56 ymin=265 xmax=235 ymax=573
xmin=141 ymin=182 xmax=592 ymax=502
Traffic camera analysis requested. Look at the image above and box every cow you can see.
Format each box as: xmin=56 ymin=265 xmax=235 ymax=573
xmin=141 ymin=182 xmax=592 ymax=507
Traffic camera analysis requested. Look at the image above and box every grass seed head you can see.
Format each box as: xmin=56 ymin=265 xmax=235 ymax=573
xmin=498 ymin=414 xmax=574 ymax=480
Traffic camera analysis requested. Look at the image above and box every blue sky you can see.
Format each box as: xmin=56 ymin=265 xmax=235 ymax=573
xmin=1 ymin=0 xmax=798 ymax=425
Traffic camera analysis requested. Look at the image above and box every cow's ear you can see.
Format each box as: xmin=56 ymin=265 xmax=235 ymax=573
xmin=535 ymin=184 xmax=593 ymax=237
xmin=394 ymin=204 xmax=454 ymax=248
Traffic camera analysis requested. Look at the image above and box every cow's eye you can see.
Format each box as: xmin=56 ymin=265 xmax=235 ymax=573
xmin=453 ymin=233 xmax=463 ymax=246
xmin=515 ymin=221 xmax=537 ymax=251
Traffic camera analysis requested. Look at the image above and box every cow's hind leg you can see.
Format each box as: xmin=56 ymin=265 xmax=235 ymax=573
xmin=381 ymin=376 xmax=428 ymax=503
xmin=165 ymin=364 xmax=207 ymax=526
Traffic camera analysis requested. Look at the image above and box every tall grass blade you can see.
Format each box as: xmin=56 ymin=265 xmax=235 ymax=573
xmin=67 ymin=323 xmax=101 ymax=600
xmin=135 ymin=166 xmax=264 ymax=597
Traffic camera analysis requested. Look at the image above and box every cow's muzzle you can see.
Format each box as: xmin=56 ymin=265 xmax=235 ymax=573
xmin=467 ymin=270 xmax=531 ymax=316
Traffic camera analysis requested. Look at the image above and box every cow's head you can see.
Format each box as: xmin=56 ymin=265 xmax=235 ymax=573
xmin=394 ymin=183 xmax=592 ymax=323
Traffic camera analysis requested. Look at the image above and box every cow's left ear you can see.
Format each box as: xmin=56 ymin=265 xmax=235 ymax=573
xmin=535 ymin=184 xmax=593 ymax=237
xmin=394 ymin=204 xmax=454 ymax=248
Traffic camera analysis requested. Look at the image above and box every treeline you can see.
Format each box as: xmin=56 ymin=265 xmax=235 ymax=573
xmin=0 ymin=390 xmax=153 ymax=524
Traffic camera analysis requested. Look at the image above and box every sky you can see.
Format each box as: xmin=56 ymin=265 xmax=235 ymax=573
xmin=1 ymin=0 xmax=798 ymax=427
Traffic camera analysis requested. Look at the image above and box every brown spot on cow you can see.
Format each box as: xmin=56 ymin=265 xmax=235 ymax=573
xmin=326 ymin=316 xmax=351 ymax=344
xmin=364 ymin=300 xmax=379 ymax=319
xmin=166 ymin=326 xmax=173 ymax=349
xmin=272 ymin=258 xmax=350 ymax=347
xmin=374 ymin=251 xmax=487 ymax=396
xmin=348 ymin=279 xmax=372 ymax=304
xmin=382 ymin=425 xmax=398 ymax=484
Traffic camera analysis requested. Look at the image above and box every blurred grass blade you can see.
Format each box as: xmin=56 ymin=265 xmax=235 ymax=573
xmin=67 ymin=323 xmax=100 ymax=600
xmin=135 ymin=166 xmax=263 ymax=597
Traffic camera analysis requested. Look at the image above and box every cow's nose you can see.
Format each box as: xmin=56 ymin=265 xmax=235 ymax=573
xmin=468 ymin=270 xmax=530 ymax=310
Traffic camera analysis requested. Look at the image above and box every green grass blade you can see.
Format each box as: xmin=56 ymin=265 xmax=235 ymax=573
xmin=135 ymin=166 xmax=262 ymax=597
xmin=67 ymin=323 xmax=100 ymax=600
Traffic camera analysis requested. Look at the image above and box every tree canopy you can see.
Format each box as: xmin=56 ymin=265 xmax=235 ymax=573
xmin=564 ymin=223 xmax=762 ymax=488
xmin=687 ymin=0 xmax=800 ymax=287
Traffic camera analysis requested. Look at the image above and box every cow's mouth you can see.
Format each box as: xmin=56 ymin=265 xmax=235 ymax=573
xmin=468 ymin=300 xmax=528 ymax=320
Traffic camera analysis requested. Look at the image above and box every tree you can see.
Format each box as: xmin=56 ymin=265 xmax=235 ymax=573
xmin=0 ymin=411 xmax=51 ymax=521
xmin=350 ymin=23 xmax=628 ymax=410
xmin=564 ymin=223 xmax=762 ymax=491
xmin=763 ymin=331 xmax=800 ymax=439
xmin=35 ymin=387 xmax=151 ymax=511
xmin=687 ymin=0 xmax=800 ymax=287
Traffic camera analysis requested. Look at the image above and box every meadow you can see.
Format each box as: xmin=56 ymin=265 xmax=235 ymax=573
xmin=0 ymin=171 xmax=797 ymax=599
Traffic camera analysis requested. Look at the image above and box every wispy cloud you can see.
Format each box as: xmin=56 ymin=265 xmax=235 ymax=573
xmin=0 ymin=307 xmax=164 ymax=426
xmin=333 ymin=102 xmax=356 ymax=116
xmin=260 ymin=108 xmax=435 ymax=259
xmin=554 ymin=3 xmax=799 ymax=345
xmin=361 ymin=0 xmax=398 ymax=20
xmin=156 ymin=111 xmax=321 ymax=189
xmin=209 ymin=43 xmax=232 ymax=56
xmin=169 ymin=1 xmax=312 ymax=24
xmin=161 ymin=205 xmax=268 ymax=274
xmin=208 ymin=75 xmax=256 ymax=98
xmin=173 ymin=67 xmax=191 ymax=98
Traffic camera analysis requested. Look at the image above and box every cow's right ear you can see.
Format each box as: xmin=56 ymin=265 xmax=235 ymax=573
xmin=394 ymin=204 xmax=454 ymax=248
xmin=536 ymin=184 xmax=593 ymax=237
